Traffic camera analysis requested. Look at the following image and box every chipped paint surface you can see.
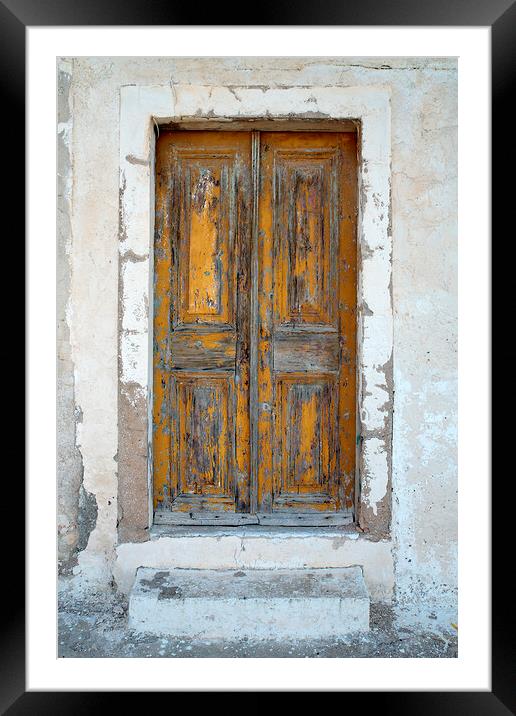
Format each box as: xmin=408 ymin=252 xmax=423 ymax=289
xmin=58 ymin=57 xmax=457 ymax=628
xmin=361 ymin=438 xmax=389 ymax=516
xmin=57 ymin=59 xmax=86 ymax=572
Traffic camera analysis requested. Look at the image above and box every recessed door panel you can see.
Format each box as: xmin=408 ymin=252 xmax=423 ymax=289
xmin=273 ymin=374 xmax=338 ymax=511
xmin=178 ymin=157 xmax=232 ymax=326
xmin=274 ymin=151 xmax=336 ymax=327
xmin=175 ymin=373 xmax=234 ymax=511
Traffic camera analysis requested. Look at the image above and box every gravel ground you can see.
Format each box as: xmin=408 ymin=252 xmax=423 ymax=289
xmin=58 ymin=580 xmax=457 ymax=659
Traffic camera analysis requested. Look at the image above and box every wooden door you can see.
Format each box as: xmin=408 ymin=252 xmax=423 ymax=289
xmin=153 ymin=129 xmax=357 ymax=523
xmin=153 ymin=132 xmax=252 ymax=514
xmin=256 ymin=132 xmax=357 ymax=516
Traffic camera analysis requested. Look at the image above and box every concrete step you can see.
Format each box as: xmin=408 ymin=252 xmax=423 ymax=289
xmin=128 ymin=566 xmax=370 ymax=639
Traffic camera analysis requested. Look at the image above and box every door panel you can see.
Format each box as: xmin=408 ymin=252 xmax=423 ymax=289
xmin=274 ymin=149 xmax=336 ymax=327
xmin=175 ymin=373 xmax=234 ymax=511
xmin=274 ymin=374 xmax=337 ymax=510
xmin=153 ymin=132 xmax=252 ymax=513
xmin=257 ymin=132 xmax=357 ymax=514
xmin=177 ymin=157 xmax=233 ymax=326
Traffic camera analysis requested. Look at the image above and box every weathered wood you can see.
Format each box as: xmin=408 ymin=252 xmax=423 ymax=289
xmin=154 ymin=129 xmax=357 ymax=520
xmin=159 ymin=494 xmax=236 ymax=512
xmin=176 ymin=373 xmax=232 ymax=497
xmin=274 ymin=331 xmax=339 ymax=373
xmin=256 ymin=132 xmax=275 ymax=512
xmin=256 ymin=512 xmax=354 ymax=526
xmin=249 ymin=131 xmax=260 ymax=514
xmin=152 ymin=129 xmax=174 ymax=507
xmin=153 ymin=132 xmax=252 ymax=512
xmin=160 ymin=118 xmax=358 ymax=133
xmin=258 ymin=132 xmax=357 ymax=514
xmin=154 ymin=509 xmax=259 ymax=526
xmin=274 ymin=150 xmax=337 ymax=327
xmin=170 ymin=330 xmax=236 ymax=370
xmin=176 ymin=156 xmax=232 ymax=326
xmin=274 ymin=373 xmax=338 ymax=510
xmin=154 ymin=509 xmax=353 ymax=527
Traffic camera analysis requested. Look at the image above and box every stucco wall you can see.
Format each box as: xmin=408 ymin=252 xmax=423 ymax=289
xmin=57 ymin=57 xmax=457 ymax=629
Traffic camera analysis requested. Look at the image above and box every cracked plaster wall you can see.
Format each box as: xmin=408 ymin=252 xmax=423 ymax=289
xmin=57 ymin=57 xmax=457 ymax=628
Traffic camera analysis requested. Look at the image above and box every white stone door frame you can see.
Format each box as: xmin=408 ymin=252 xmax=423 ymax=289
xmin=118 ymin=83 xmax=393 ymax=543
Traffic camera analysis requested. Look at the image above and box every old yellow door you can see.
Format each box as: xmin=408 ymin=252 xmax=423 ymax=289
xmin=256 ymin=132 xmax=357 ymax=518
xmin=153 ymin=131 xmax=252 ymax=515
xmin=153 ymin=129 xmax=357 ymax=524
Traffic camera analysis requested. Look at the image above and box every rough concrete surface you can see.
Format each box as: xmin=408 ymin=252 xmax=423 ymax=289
xmin=128 ymin=567 xmax=370 ymax=639
xmin=57 ymin=61 xmax=86 ymax=573
xmin=114 ymin=528 xmax=394 ymax=603
xmin=58 ymin=579 xmax=457 ymax=659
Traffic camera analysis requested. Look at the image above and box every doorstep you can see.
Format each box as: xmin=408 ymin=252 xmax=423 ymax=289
xmin=128 ymin=566 xmax=370 ymax=640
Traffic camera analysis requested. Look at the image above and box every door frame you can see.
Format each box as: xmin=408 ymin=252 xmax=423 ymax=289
xmin=118 ymin=84 xmax=393 ymax=542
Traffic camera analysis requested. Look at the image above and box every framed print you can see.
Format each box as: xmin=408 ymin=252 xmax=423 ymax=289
xmin=6 ymin=0 xmax=510 ymax=710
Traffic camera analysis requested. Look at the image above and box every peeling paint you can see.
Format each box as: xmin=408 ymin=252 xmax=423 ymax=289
xmin=57 ymin=60 xmax=85 ymax=574
xmin=77 ymin=483 xmax=98 ymax=552
xmin=361 ymin=438 xmax=389 ymax=516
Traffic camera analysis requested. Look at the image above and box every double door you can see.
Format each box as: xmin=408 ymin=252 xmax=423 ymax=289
xmin=153 ymin=129 xmax=357 ymax=524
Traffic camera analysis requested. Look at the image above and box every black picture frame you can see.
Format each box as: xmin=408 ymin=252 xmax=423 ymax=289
xmin=5 ymin=0 xmax=509 ymax=710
